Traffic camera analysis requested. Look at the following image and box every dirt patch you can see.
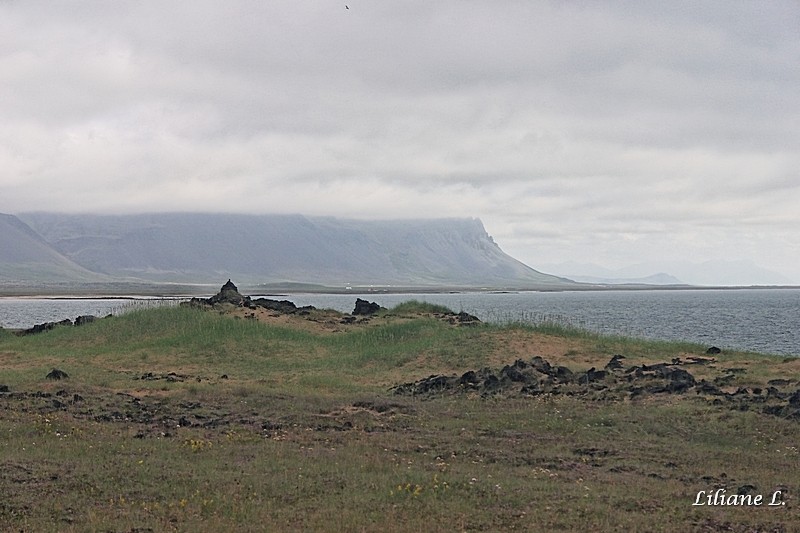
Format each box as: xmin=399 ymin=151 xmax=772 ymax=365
xmin=489 ymin=329 xmax=586 ymax=366
xmin=227 ymin=306 xmax=388 ymax=334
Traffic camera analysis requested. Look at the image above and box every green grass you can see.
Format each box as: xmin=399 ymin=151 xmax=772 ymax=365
xmin=512 ymin=319 xmax=699 ymax=349
xmin=389 ymin=300 xmax=455 ymax=315
xmin=1 ymin=304 xmax=799 ymax=531
xmin=0 ymin=307 xmax=487 ymax=396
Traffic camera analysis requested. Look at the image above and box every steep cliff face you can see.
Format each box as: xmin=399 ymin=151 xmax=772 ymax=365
xmin=0 ymin=213 xmax=103 ymax=282
xmin=17 ymin=212 xmax=573 ymax=288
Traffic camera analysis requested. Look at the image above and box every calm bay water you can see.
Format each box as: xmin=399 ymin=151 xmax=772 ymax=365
xmin=1 ymin=289 xmax=798 ymax=356
xmin=286 ymin=289 xmax=800 ymax=356
xmin=0 ymin=297 xmax=181 ymax=330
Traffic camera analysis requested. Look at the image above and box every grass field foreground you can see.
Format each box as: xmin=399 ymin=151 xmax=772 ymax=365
xmin=1 ymin=303 xmax=799 ymax=532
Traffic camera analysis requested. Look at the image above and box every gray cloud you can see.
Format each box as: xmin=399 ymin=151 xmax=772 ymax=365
xmin=1 ymin=0 xmax=799 ymax=282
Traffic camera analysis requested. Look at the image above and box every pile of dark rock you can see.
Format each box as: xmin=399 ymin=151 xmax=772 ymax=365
xmin=252 ymin=298 xmax=307 ymax=314
xmin=184 ymin=279 xmax=250 ymax=308
xmin=391 ymin=354 xmax=800 ymax=421
xmin=46 ymin=368 xmax=70 ymax=380
xmin=352 ymin=298 xmax=384 ymax=316
xmin=436 ymin=311 xmax=481 ymax=327
xmin=16 ymin=315 xmax=98 ymax=336
xmin=183 ymin=280 xmax=315 ymax=315
xmin=208 ymin=279 xmax=249 ymax=306
xmin=175 ymin=282 xmax=483 ymax=328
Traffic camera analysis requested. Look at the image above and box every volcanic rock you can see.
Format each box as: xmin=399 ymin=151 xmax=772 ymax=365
xmin=500 ymin=360 xmax=533 ymax=383
xmin=604 ymin=355 xmax=626 ymax=371
xmin=75 ymin=315 xmax=97 ymax=326
xmin=208 ymin=279 xmax=250 ymax=306
xmin=18 ymin=319 xmax=73 ymax=336
xmin=530 ymin=356 xmax=553 ymax=375
xmin=664 ymin=367 xmax=696 ymax=392
xmin=183 ymin=280 xmax=316 ymax=316
xmin=353 ymin=298 xmax=383 ymax=316
xmin=46 ymin=368 xmax=69 ymax=380
xmin=789 ymin=390 xmax=800 ymax=408
xmin=437 ymin=311 xmax=482 ymax=327
xmin=393 ymin=355 xmax=706 ymax=400
xmin=579 ymin=367 xmax=608 ymax=384
xmin=252 ymin=298 xmax=297 ymax=313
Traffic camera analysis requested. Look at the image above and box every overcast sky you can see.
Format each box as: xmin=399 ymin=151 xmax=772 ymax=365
xmin=2 ymin=1 xmax=799 ymax=282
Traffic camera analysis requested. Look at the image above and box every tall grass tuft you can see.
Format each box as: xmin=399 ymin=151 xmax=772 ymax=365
xmin=108 ymin=297 xmax=182 ymax=316
xmin=390 ymin=300 xmax=454 ymax=315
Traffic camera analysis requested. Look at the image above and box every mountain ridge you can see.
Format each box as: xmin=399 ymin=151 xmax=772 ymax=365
xmin=0 ymin=213 xmax=107 ymax=283
xmin=12 ymin=212 xmax=574 ymax=289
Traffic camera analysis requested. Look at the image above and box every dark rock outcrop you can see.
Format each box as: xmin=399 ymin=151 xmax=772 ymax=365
xmin=768 ymin=379 xmax=792 ymax=387
xmin=46 ymin=368 xmax=69 ymax=380
xmin=789 ymin=390 xmax=800 ymax=408
xmin=392 ymin=374 xmax=456 ymax=395
xmin=252 ymin=298 xmax=296 ymax=313
xmin=16 ymin=314 xmax=100 ymax=336
xmin=183 ymin=280 xmax=316 ymax=315
xmin=183 ymin=280 xmax=251 ymax=308
xmin=17 ymin=318 xmax=73 ymax=336
xmin=74 ymin=315 xmax=97 ymax=326
xmin=353 ymin=298 xmax=384 ymax=316
xmin=251 ymin=298 xmax=315 ymax=314
xmin=695 ymin=380 xmax=724 ymax=396
xmin=604 ymin=355 xmax=626 ymax=371
xmin=579 ymin=367 xmax=608 ymax=384
xmin=208 ymin=279 xmax=249 ymax=306
xmin=446 ymin=311 xmax=481 ymax=327
xmin=530 ymin=356 xmax=552 ymax=375
xmin=423 ymin=310 xmax=483 ymax=327
xmin=500 ymin=359 xmax=535 ymax=383
xmin=391 ymin=355 xmax=800 ymax=421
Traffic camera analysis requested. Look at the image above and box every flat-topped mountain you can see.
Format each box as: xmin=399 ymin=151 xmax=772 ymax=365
xmin=13 ymin=212 xmax=574 ymax=289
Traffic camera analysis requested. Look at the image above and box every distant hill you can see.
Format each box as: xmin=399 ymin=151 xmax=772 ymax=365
xmin=0 ymin=213 xmax=105 ymax=282
xmin=540 ymin=260 xmax=794 ymax=287
xmin=563 ymin=273 xmax=686 ymax=286
xmin=16 ymin=213 xmax=574 ymax=289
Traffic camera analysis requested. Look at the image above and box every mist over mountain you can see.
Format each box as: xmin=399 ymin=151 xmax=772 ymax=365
xmin=14 ymin=213 xmax=572 ymax=289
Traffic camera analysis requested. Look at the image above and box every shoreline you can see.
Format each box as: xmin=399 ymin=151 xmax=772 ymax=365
xmin=2 ymin=289 xmax=799 ymax=357
xmin=2 ymin=282 xmax=799 ymax=298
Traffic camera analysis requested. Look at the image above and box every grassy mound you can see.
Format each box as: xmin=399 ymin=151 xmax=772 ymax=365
xmin=389 ymin=299 xmax=456 ymax=315
xmin=0 ymin=304 xmax=798 ymax=531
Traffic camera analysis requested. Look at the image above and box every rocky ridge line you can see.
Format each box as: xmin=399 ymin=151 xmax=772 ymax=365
xmin=392 ymin=355 xmax=800 ymax=421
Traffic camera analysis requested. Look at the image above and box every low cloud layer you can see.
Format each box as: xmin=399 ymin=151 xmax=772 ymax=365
xmin=2 ymin=1 xmax=799 ymax=281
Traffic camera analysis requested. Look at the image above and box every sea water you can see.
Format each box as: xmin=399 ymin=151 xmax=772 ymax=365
xmin=1 ymin=289 xmax=798 ymax=356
